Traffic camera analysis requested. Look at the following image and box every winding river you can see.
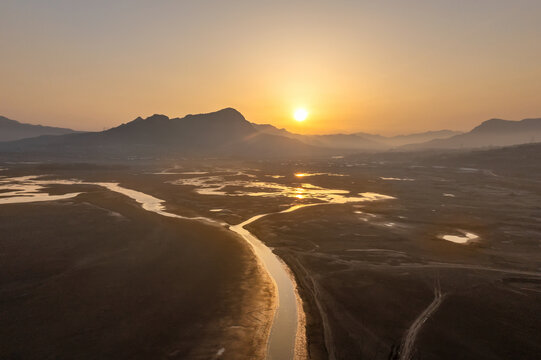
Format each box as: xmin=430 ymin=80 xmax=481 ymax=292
xmin=229 ymin=204 xmax=323 ymax=360
xmin=0 ymin=175 xmax=393 ymax=360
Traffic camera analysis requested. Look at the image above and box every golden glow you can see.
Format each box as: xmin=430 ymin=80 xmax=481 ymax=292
xmin=294 ymin=173 xmax=307 ymax=177
xmin=293 ymin=108 xmax=308 ymax=122
xmin=2 ymin=2 xmax=541 ymax=135
xmin=294 ymin=187 xmax=305 ymax=199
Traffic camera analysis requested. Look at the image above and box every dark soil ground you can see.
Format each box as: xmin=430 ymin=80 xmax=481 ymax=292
xmin=0 ymin=183 xmax=273 ymax=360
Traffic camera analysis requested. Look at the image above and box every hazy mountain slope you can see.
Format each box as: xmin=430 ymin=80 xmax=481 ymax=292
xmin=0 ymin=116 xmax=78 ymax=142
xmin=403 ymin=118 xmax=541 ymax=150
xmin=0 ymin=108 xmax=330 ymax=158
xmin=251 ymin=123 xmax=387 ymax=150
xmin=304 ymin=133 xmax=387 ymax=150
xmin=423 ymin=142 xmax=541 ymax=177
xmin=354 ymin=130 xmax=462 ymax=147
xmin=252 ymin=123 xmax=460 ymax=149
xmin=250 ymin=123 xmax=295 ymax=139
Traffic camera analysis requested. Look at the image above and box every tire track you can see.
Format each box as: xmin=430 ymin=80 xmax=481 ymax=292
xmin=398 ymin=279 xmax=445 ymax=360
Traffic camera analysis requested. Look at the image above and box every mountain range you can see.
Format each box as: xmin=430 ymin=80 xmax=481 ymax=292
xmin=0 ymin=109 xmax=325 ymax=159
xmin=402 ymin=118 xmax=541 ymax=150
xmin=1 ymin=109 xmax=540 ymax=159
xmin=251 ymin=123 xmax=462 ymax=150
xmin=0 ymin=116 xmax=77 ymax=142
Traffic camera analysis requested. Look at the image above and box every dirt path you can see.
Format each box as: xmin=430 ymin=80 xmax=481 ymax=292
xmin=399 ymin=280 xmax=445 ymax=360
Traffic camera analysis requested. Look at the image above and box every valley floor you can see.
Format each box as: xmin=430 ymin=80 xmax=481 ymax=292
xmin=1 ymin=155 xmax=540 ymax=359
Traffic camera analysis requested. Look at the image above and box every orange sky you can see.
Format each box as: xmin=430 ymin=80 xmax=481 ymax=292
xmin=1 ymin=1 xmax=540 ymax=135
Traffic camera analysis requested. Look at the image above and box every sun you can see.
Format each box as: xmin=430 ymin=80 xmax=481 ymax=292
xmin=293 ymin=108 xmax=308 ymax=122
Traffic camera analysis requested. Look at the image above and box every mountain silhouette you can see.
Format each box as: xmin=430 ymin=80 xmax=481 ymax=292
xmin=0 ymin=116 xmax=78 ymax=142
xmin=251 ymin=123 xmax=460 ymax=150
xmin=402 ymin=118 xmax=541 ymax=150
xmin=3 ymin=110 xmax=539 ymax=159
xmin=354 ymin=130 xmax=462 ymax=147
xmin=0 ymin=108 xmax=327 ymax=159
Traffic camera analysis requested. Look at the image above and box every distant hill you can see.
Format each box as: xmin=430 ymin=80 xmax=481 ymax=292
xmin=252 ymin=123 xmax=387 ymax=150
xmin=402 ymin=118 xmax=541 ymax=150
xmin=423 ymin=142 xmax=541 ymax=177
xmin=251 ymin=123 xmax=385 ymax=150
xmin=304 ymin=133 xmax=387 ymax=150
xmin=0 ymin=116 xmax=78 ymax=142
xmin=0 ymin=108 xmax=329 ymax=159
xmin=355 ymin=130 xmax=463 ymax=147
xmin=252 ymin=123 xmax=459 ymax=150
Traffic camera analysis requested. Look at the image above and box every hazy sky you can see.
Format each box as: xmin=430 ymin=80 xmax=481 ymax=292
xmin=1 ymin=1 xmax=540 ymax=135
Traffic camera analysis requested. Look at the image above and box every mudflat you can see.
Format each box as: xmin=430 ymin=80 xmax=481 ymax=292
xmin=0 ymin=184 xmax=274 ymax=360
xmin=1 ymin=155 xmax=540 ymax=360
xmin=245 ymin=159 xmax=541 ymax=359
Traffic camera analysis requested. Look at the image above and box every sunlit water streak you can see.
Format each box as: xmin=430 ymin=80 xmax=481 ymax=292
xmin=0 ymin=174 xmax=394 ymax=360
xmin=153 ymin=171 xmax=210 ymax=175
xmin=441 ymin=231 xmax=479 ymax=244
xmin=0 ymin=176 xmax=82 ymax=204
xmin=294 ymin=172 xmax=347 ymax=178
xmin=168 ymin=172 xmax=391 ymax=204
xmin=380 ymin=177 xmax=415 ymax=181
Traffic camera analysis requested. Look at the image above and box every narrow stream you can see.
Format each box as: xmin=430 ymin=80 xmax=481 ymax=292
xmin=229 ymin=204 xmax=322 ymax=360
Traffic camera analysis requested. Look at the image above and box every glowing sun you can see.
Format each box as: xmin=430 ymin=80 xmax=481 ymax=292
xmin=293 ymin=108 xmax=308 ymax=122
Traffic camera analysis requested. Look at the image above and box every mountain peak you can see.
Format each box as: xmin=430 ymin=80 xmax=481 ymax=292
xmin=146 ymin=114 xmax=170 ymax=121
xmin=0 ymin=116 xmax=19 ymax=125
xmin=184 ymin=107 xmax=245 ymax=121
xmin=471 ymin=118 xmax=541 ymax=133
xmin=127 ymin=114 xmax=169 ymax=126
xmin=217 ymin=107 xmax=243 ymax=116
